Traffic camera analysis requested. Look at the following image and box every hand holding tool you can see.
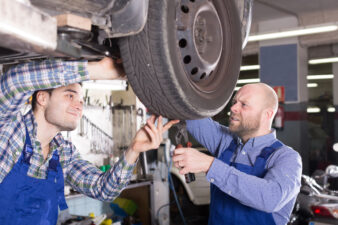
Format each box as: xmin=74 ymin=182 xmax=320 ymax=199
xmin=173 ymin=122 xmax=195 ymax=183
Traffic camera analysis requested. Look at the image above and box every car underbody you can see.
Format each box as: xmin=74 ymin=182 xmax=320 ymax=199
xmin=0 ymin=0 xmax=252 ymax=119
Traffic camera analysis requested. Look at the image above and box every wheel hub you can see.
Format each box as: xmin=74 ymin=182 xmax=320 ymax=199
xmin=176 ymin=0 xmax=223 ymax=82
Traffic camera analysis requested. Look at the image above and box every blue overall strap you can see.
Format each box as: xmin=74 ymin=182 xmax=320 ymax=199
xmin=23 ymin=125 xmax=33 ymax=164
xmin=48 ymin=151 xmax=59 ymax=172
xmin=48 ymin=151 xmax=68 ymax=210
xmin=252 ymin=141 xmax=283 ymax=177
xmin=56 ymin=162 xmax=68 ymax=210
xmin=219 ymin=139 xmax=238 ymax=165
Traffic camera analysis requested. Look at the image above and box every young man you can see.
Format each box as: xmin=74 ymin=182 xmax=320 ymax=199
xmin=173 ymin=83 xmax=302 ymax=225
xmin=0 ymin=57 xmax=178 ymax=224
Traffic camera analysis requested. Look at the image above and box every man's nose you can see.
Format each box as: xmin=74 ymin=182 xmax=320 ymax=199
xmin=230 ymin=103 xmax=239 ymax=113
xmin=74 ymin=98 xmax=84 ymax=110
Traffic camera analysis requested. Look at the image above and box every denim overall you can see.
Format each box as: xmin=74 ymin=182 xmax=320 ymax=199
xmin=209 ymin=139 xmax=283 ymax=225
xmin=0 ymin=127 xmax=68 ymax=225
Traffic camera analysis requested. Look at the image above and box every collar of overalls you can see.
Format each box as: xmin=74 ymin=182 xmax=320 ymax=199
xmin=24 ymin=110 xmax=64 ymax=151
xmin=23 ymin=124 xmax=60 ymax=172
xmin=234 ymin=129 xmax=277 ymax=148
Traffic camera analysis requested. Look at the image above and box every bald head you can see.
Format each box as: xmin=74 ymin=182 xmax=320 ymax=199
xmin=238 ymin=83 xmax=278 ymax=115
xmin=257 ymin=83 xmax=278 ymax=114
xmin=230 ymin=83 xmax=278 ymax=140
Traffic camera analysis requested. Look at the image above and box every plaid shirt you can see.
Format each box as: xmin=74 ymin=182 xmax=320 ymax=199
xmin=0 ymin=60 xmax=135 ymax=201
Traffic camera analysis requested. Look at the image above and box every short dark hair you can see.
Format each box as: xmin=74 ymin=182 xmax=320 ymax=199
xmin=31 ymin=89 xmax=54 ymax=111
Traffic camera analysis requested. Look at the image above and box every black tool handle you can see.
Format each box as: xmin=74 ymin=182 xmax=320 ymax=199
xmin=185 ymin=173 xmax=195 ymax=183
xmin=184 ymin=142 xmax=195 ymax=183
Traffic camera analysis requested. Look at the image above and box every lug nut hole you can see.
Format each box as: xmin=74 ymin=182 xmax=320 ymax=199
xmin=181 ymin=5 xmax=189 ymax=13
xmin=184 ymin=55 xmax=191 ymax=64
xmin=191 ymin=67 xmax=198 ymax=75
xmin=179 ymin=39 xmax=187 ymax=48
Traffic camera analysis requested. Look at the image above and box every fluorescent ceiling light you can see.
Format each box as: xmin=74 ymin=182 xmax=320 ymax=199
xmin=307 ymin=83 xmax=318 ymax=87
xmin=333 ymin=143 xmax=338 ymax=152
xmin=248 ymin=25 xmax=338 ymax=42
xmin=237 ymin=78 xmax=260 ymax=84
xmin=240 ymin=65 xmax=260 ymax=71
xmin=309 ymin=57 xmax=338 ymax=65
xmin=307 ymin=107 xmax=321 ymax=113
xmin=328 ymin=107 xmax=336 ymax=113
xmin=307 ymin=83 xmax=318 ymax=88
xmin=234 ymin=86 xmax=241 ymax=91
xmin=82 ymin=80 xmax=128 ymax=91
xmin=307 ymin=74 xmax=334 ymax=80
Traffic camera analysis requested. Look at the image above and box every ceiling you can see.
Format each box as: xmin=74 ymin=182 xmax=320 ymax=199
xmin=240 ymin=1 xmax=338 ymax=105
xmin=244 ymin=0 xmax=338 ymax=56
xmin=252 ymin=0 xmax=338 ymax=23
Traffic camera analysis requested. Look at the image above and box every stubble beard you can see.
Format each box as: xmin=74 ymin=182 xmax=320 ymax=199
xmin=45 ymin=108 xmax=78 ymax=132
xmin=229 ymin=115 xmax=260 ymax=139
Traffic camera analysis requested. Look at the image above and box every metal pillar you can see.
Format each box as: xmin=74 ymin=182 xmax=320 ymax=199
xmin=258 ymin=17 xmax=309 ymax=174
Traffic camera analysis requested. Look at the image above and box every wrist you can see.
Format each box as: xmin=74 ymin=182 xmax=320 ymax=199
xmin=87 ymin=61 xmax=100 ymax=80
xmin=87 ymin=57 xmax=125 ymax=80
xmin=204 ymin=156 xmax=215 ymax=173
xmin=125 ymin=146 xmax=140 ymax=164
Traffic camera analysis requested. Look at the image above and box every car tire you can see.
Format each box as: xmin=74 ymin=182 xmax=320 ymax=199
xmin=119 ymin=0 xmax=242 ymax=119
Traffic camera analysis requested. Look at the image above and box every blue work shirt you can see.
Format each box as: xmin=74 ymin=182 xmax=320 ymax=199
xmin=187 ymin=118 xmax=302 ymax=225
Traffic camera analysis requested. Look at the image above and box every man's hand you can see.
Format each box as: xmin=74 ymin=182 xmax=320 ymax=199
xmin=88 ymin=57 xmax=126 ymax=80
xmin=172 ymin=148 xmax=214 ymax=175
xmin=125 ymin=115 xmax=179 ymax=164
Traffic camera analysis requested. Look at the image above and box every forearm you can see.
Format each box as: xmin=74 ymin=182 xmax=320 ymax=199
xmin=207 ymin=157 xmax=302 ymax=212
xmin=186 ymin=118 xmax=231 ymax=155
xmin=66 ymin=156 xmax=135 ymax=201
xmin=2 ymin=59 xmax=88 ymax=92
xmin=124 ymin=146 xmax=140 ymax=164
xmin=87 ymin=57 xmax=125 ymax=80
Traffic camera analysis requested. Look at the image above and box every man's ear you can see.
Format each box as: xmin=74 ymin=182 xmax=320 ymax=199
xmin=36 ymin=91 xmax=50 ymax=108
xmin=265 ymin=108 xmax=275 ymax=120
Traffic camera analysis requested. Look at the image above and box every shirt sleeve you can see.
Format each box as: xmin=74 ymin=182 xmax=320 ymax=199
xmin=0 ymin=60 xmax=89 ymax=125
xmin=206 ymin=147 xmax=302 ymax=213
xmin=186 ymin=118 xmax=232 ymax=155
xmin=65 ymin=147 xmax=136 ymax=202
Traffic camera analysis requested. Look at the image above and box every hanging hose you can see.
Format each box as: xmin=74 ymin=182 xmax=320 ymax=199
xmin=168 ymin=164 xmax=187 ymax=225
xmin=164 ymin=144 xmax=187 ymax=225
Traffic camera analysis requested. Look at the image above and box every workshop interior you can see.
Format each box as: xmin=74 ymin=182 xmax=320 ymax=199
xmin=0 ymin=0 xmax=338 ymax=225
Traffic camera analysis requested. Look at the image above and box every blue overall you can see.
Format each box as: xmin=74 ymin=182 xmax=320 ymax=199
xmin=0 ymin=127 xmax=68 ymax=225
xmin=209 ymin=139 xmax=283 ymax=225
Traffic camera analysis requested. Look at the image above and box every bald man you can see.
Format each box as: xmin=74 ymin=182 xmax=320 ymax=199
xmin=172 ymin=83 xmax=302 ymax=225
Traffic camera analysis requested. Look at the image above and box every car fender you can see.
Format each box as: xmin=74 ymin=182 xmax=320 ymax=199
xmin=171 ymin=166 xmax=210 ymax=205
xmin=109 ymin=0 xmax=149 ymax=37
